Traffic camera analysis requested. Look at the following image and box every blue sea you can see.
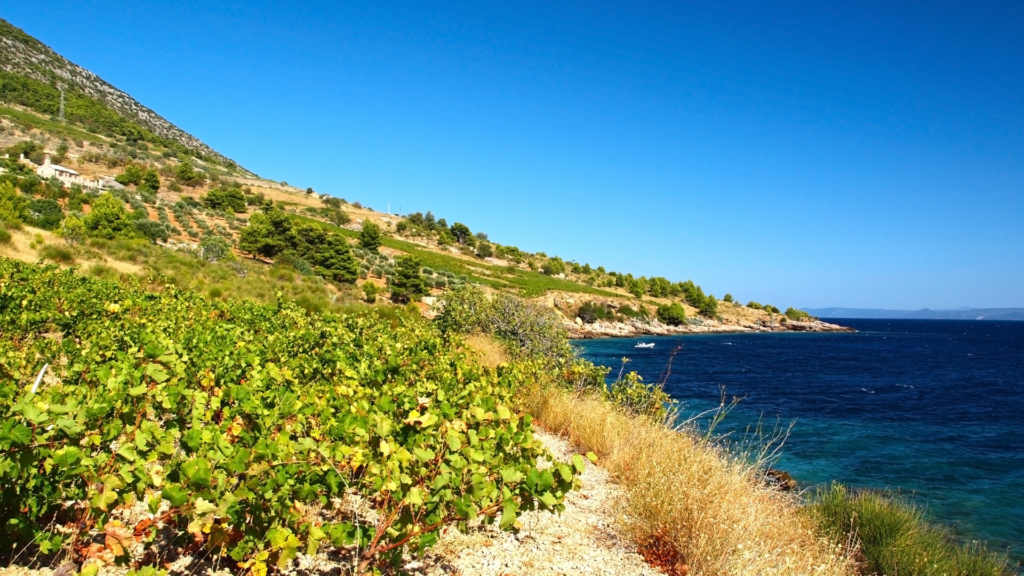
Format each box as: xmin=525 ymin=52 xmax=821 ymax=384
xmin=574 ymin=319 xmax=1024 ymax=565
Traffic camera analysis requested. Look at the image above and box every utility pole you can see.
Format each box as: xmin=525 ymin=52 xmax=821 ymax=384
xmin=59 ymin=87 xmax=65 ymax=123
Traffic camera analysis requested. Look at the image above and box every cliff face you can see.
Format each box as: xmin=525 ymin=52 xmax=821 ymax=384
xmin=0 ymin=17 xmax=228 ymax=164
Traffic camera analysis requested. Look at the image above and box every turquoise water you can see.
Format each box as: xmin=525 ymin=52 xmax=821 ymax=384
xmin=574 ymin=319 xmax=1024 ymax=566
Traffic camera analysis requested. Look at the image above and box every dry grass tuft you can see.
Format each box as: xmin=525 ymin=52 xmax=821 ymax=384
xmin=463 ymin=333 xmax=509 ymax=368
xmin=521 ymin=385 xmax=856 ymax=576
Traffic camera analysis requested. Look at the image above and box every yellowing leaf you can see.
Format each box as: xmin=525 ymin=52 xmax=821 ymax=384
xmin=194 ymin=497 xmax=218 ymax=516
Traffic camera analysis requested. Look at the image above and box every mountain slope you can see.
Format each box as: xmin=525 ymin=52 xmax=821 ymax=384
xmin=0 ymin=16 xmax=231 ymax=164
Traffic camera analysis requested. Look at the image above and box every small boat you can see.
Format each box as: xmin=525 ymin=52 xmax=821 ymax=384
xmin=635 ymin=342 xmax=655 ymax=349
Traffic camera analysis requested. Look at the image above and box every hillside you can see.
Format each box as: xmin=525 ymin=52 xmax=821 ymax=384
xmin=0 ymin=17 xmax=234 ymax=166
xmin=2 ymin=19 xmax=1018 ymax=576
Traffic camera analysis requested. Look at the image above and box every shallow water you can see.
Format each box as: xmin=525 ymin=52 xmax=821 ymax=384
xmin=573 ymin=319 xmax=1024 ymax=564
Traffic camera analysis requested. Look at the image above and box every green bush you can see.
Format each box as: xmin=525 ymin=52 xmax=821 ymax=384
xmin=83 ymin=192 xmax=137 ymax=240
xmin=362 ymin=281 xmax=380 ymax=303
xmin=576 ymin=301 xmax=611 ymax=324
xmin=38 ymin=243 xmax=75 ymax=264
xmin=203 ymin=186 xmax=247 ymax=213
xmin=0 ymin=227 xmax=11 ymax=245
xmin=656 ymin=302 xmax=687 ymax=326
xmin=133 ymin=219 xmax=169 ymax=243
xmin=785 ymin=307 xmax=812 ymax=321
xmin=359 ymin=220 xmax=382 ymax=252
xmin=25 ymin=198 xmax=64 ymax=230
xmin=436 ymin=286 xmax=572 ymax=362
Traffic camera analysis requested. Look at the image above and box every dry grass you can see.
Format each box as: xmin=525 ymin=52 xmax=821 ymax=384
xmin=521 ymin=385 xmax=856 ymax=576
xmin=463 ymin=333 xmax=510 ymax=368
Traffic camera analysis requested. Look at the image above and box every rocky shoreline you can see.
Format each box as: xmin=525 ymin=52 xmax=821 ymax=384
xmin=566 ymin=316 xmax=854 ymax=339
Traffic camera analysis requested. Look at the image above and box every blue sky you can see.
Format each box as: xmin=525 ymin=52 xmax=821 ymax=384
xmin=6 ymin=1 xmax=1023 ymax=309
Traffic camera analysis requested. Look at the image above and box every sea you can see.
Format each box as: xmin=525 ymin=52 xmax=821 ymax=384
xmin=573 ymin=319 xmax=1024 ymax=566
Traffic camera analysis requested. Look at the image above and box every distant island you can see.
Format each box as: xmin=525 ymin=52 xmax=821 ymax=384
xmin=803 ymin=307 xmax=1024 ymax=321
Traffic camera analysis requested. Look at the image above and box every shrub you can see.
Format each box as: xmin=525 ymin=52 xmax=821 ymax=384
xmin=38 ymin=243 xmax=76 ymax=264
xmin=747 ymin=301 xmax=763 ymax=310
xmin=83 ymin=193 xmax=137 ymax=240
xmin=784 ymin=307 xmax=812 ymax=321
xmin=133 ymin=219 xmax=169 ymax=243
xmin=26 ymin=198 xmax=64 ymax=230
xmin=59 ymin=216 xmax=86 ymax=245
xmin=362 ymin=281 xmax=380 ymax=303
xmin=657 ymin=302 xmax=687 ymax=326
xmin=541 ymin=257 xmax=566 ymax=276
xmin=0 ymin=226 xmax=11 ymax=245
xmin=723 ymin=293 xmax=733 ymax=303
xmin=577 ymin=301 xmax=611 ymax=324
xmin=203 ymin=186 xmax=247 ymax=213
xmin=199 ymin=235 xmax=234 ymax=263
xmin=436 ymin=286 xmax=572 ymax=362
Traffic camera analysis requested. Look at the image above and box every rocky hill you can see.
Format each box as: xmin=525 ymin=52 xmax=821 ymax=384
xmin=0 ymin=17 xmax=230 ymax=164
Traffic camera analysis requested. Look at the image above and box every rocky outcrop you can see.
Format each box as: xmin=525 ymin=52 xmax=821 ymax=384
xmin=565 ymin=316 xmax=853 ymax=339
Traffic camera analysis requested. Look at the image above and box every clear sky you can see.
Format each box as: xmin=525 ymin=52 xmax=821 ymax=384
xmin=5 ymin=1 xmax=1023 ymax=309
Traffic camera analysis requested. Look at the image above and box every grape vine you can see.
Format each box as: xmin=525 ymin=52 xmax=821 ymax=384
xmin=0 ymin=258 xmax=582 ymax=574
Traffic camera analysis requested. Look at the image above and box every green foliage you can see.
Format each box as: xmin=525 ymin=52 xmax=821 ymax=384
xmin=25 ymin=198 xmax=63 ymax=230
xmin=656 ymin=302 xmax=687 ymax=326
xmin=133 ymin=220 xmax=169 ymax=243
xmin=359 ymin=221 xmax=382 ymax=252
xmin=785 ymin=307 xmax=812 ymax=321
xmin=747 ymin=301 xmax=762 ymax=310
xmin=115 ymin=164 xmax=144 ymax=186
xmin=699 ymin=294 xmax=719 ymax=317
xmin=390 ymin=256 xmax=428 ymax=304
xmin=175 ymin=159 xmax=202 ymax=186
xmin=203 ymin=186 xmax=247 ymax=213
xmin=83 ymin=193 xmax=137 ymax=240
xmin=239 ymin=209 xmax=293 ymax=258
xmin=362 ymin=281 xmax=380 ymax=303
xmin=576 ymin=301 xmax=612 ymax=324
xmin=307 ymin=233 xmax=359 ymax=284
xmin=476 ymin=243 xmax=494 ymax=259
xmin=809 ymin=484 xmax=1015 ymax=576
xmin=449 ymin=222 xmax=472 ymax=244
xmin=142 ymin=168 xmax=161 ymax=191
xmin=723 ymin=293 xmax=733 ymax=303
xmin=38 ymin=243 xmax=75 ymax=265
xmin=0 ymin=227 xmax=10 ymax=245
xmin=0 ymin=182 xmax=27 ymax=227
xmin=199 ymin=235 xmax=234 ymax=263
xmin=59 ymin=215 xmax=86 ymax=245
xmin=436 ymin=286 xmax=572 ymax=362
xmin=604 ymin=369 xmax=673 ymax=420
xmin=0 ymin=258 xmax=579 ymax=574
xmin=0 ymin=72 xmax=179 ymax=149
xmin=541 ymin=257 xmax=566 ymax=276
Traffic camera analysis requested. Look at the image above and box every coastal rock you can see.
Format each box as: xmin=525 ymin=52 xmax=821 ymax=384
xmin=764 ymin=469 xmax=798 ymax=492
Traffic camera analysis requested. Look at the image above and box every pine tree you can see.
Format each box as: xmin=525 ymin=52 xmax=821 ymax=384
xmin=389 ymin=256 xmax=427 ymax=304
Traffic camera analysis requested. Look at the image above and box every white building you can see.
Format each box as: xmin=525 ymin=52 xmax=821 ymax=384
xmin=31 ymin=155 xmax=115 ymax=190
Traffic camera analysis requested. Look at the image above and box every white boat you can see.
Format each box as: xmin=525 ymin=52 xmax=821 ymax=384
xmin=635 ymin=342 xmax=655 ymax=349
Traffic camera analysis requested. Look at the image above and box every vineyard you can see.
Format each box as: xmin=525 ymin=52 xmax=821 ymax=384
xmin=0 ymin=257 xmax=582 ymax=574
